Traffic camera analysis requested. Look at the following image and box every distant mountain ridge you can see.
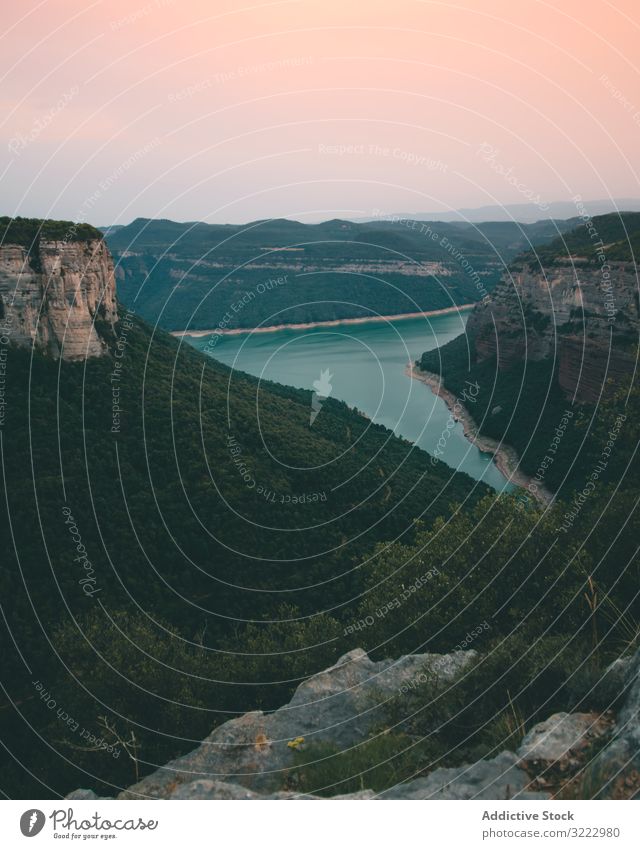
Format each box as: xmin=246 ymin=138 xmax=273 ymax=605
xmin=106 ymin=216 xmax=579 ymax=332
xmin=361 ymin=198 xmax=640 ymax=224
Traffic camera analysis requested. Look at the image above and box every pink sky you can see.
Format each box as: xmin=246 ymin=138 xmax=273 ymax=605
xmin=1 ymin=0 xmax=639 ymax=223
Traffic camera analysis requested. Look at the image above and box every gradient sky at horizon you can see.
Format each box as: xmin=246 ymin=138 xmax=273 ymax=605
xmin=1 ymin=0 xmax=639 ymax=225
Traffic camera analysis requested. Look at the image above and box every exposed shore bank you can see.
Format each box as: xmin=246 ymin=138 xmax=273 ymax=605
xmin=171 ymin=304 xmax=474 ymax=338
xmin=406 ymin=363 xmax=554 ymax=506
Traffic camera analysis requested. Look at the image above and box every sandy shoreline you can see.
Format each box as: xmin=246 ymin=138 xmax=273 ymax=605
xmin=406 ymin=363 xmax=553 ymax=506
xmin=171 ymin=304 xmax=474 ymax=338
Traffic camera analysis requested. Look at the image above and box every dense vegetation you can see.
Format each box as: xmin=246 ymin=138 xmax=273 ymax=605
xmin=516 ymin=211 xmax=640 ymax=267
xmin=1 ymin=212 xmax=639 ymax=799
xmin=107 ymin=217 xmax=577 ymax=331
xmin=0 ymin=216 xmax=102 ymax=246
xmin=420 ymin=336 xmax=585 ymax=493
xmin=0 ymin=311 xmax=485 ymax=797
xmin=2 ymin=308 xmax=638 ymax=798
xmin=289 ymin=420 xmax=640 ymax=797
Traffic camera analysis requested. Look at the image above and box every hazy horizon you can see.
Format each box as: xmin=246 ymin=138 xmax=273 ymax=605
xmin=91 ymin=196 xmax=640 ymax=229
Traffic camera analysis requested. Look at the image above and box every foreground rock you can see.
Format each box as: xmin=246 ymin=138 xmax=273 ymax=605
xmin=68 ymin=646 xmax=640 ymax=801
xmin=516 ymin=656 xmax=637 ymax=799
xmin=517 ymin=712 xmax=610 ymax=768
xmin=593 ymin=650 xmax=640 ymax=797
xmin=70 ymin=751 xmax=544 ymax=800
xmin=118 ymin=648 xmax=474 ymax=798
xmin=169 ymin=781 xmax=376 ymax=800
xmin=380 ymin=752 xmax=544 ymax=800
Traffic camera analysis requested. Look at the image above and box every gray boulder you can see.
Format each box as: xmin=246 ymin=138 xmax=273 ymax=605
xmin=65 ymin=788 xmax=109 ymax=800
xmin=517 ymin=712 xmax=606 ymax=767
xmin=167 ymin=779 xmax=375 ymax=800
xmin=594 ymin=648 xmax=640 ymax=793
xmin=135 ymin=752 xmax=545 ymax=800
xmin=65 ymin=646 xmax=640 ymax=801
xmin=169 ymin=780 xmax=268 ymax=800
xmin=380 ymin=752 xmax=546 ymax=800
xmin=119 ymin=647 xmax=474 ymax=798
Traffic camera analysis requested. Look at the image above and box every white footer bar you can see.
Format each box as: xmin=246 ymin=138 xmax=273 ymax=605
xmin=0 ymin=799 xmax=637 ymax=848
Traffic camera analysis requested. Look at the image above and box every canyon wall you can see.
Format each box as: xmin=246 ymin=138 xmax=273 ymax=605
xmin=0 ymin=237 xmax=118 ymax=360
xmin=466 ymin=261 xmax=638 ymax=403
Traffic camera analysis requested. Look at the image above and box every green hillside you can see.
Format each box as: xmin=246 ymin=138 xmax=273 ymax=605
xmin=0 ymin=310 xmax=484 ymax=797
xmin=0 ymin=216 xmax=102 ymax=246
xmin=107 ymin=217 xmax=577 ymax=332
xmin=516 ymin=211 xmax=640 ymax=266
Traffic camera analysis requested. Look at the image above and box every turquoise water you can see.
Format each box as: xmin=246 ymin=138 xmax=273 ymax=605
xmin=186 ymin=312 xmax=513 ymax=492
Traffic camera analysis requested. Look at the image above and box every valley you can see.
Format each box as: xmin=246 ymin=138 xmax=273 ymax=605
xmin=1 ymin=214 xmax=639 ymax=802
xmin=3 ymin=0 xmax=640 ymax=818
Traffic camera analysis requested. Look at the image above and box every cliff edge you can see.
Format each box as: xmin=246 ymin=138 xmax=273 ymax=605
xmin=0 ymin=218 xmax=118 ymax=360
xmin=462 ymin=212 xmax=640 ymax=404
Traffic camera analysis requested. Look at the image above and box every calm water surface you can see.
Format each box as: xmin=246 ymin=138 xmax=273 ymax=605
xmin=186 ymin=312 xmax=513 ymax=492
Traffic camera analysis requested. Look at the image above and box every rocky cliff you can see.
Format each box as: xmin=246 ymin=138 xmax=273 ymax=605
xmin=0 ymin=219 xmax=117 ymax=360
xmin=418 ymin=214 xmax=640 ymax=492
xmin=466 ymin=260 xmax=638 ymax=404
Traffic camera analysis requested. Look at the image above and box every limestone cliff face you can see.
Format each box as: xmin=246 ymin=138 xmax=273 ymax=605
xmin=466 ymin=262 xmax=638 ymax=403
xmin=0 ymin=238 xmax=118 ymax=360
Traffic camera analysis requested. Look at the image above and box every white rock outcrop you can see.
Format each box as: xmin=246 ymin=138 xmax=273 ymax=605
xmin=0 ymin=238 xmax=117 ymax=360
xmin=118 ymin=648 xmax=475 ymax=798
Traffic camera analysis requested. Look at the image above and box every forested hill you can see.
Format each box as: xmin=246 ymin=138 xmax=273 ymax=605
xmin=0 ymin=309 xmax=485 ymax=796
xmin=515 ymin=211 xmax=640 ymax=266
xmin=106 ymin=216 xmax=577 ymax=331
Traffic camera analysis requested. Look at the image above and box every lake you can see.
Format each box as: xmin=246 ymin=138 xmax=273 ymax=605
xmin=185 ymin=312 xmax=513 ymax=492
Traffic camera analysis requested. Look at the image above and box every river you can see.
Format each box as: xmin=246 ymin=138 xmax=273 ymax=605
xmin=185 ymin=312 xmax=514 ymax=492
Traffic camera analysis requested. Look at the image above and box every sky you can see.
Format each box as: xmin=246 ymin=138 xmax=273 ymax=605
xmin=1 ymin=0 xmax=639 ymax=224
